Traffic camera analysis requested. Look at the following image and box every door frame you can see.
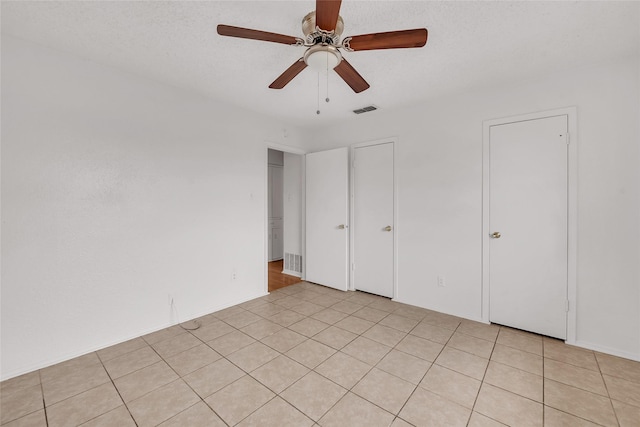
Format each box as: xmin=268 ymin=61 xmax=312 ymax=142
xmin=349 ymin=137 xmax=398 ymax=298
xmin=264 ymin=142 xmax=307 ymax=294
xmin=482 ymin=107 xmax=577 ymax=344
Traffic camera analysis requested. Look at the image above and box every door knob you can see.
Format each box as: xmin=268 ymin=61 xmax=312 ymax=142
xmin=384 ymin=226 xmax=392 ymax=232
xmin=337 ymin=224 xmax=347 ymax=229
xmin=491 ymin=231 xmax=501 ymax=239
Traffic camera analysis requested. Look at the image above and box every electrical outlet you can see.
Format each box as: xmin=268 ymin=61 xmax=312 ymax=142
xmin=231 ymin=270 xmax=237 ymax=281
xmin=437 ymin=275 xmax=446 ymax=287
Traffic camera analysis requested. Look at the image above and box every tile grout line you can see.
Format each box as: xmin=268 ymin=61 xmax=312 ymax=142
xmin=546 ymin=335 xmax=634 ymax=424
xmin=128 ymin=338 xmax=204 ymax=426
xmin=274 ymin=293 xmax=401 ymax=424
xmin=593 ymin=351 xmax=622 ymax=427
xmin=542 ymin=332 xmax=546 ymax=426
xmin=393 ymin=317 xmax=467 ymax=425
xmin=334 ymin=291 xmax=415 ymax=404
xmin=196 ymin=375 xmax=237 ymax=427
xmin=160 ymin=321 xmax=241 ymax=427
xmin=480 ymin=356 xmax=560 ymax=423
xmin=36 ymin=355 xmax=122 ymax=426
xmin=150 ymin=341 xmax=209 ymax=426
xmin=38 ymin=369 xmax=49 ymax=427
xmin=225 ymin=315 xmax=321 ymax=418
xmin=100 ymin=350 xmax=140 ymax=427
xmin=451 ymin=320 xmax=489 ymax=427
xmin=215 ymin=329 xmax=322 ymax=426
xmin=542 ymin=335 xmax=616 ymax=426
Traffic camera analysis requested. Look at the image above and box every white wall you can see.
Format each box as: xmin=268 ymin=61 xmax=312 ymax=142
xmin=0 ymin=36 xmax=303 ymax=379
xmin=304 ymin=56 xmax=640 ymax=360
xmin=283 ymin=152 xmax=303 ymax=276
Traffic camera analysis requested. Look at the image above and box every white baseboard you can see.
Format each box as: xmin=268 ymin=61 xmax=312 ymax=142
xmin=573 ymin=340 xmax=640 ymax=362
xmin=391 ymin=297 xmax=486 ymax=324
xmin=388 ymin=298 xmax=640 ymax=362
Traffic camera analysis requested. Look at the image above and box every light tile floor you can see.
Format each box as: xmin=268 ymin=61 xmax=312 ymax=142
xmin=2 ymin=282 xmax=639 ymax=426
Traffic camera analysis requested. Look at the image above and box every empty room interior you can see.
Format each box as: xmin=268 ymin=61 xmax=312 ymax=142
xmin=1 ymin=1 xmax=639 ymax=426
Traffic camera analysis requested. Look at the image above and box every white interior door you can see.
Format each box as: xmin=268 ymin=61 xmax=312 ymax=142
xmin=272 ymin=227 xmax=283 ymax=260
xmin=268 ymin=165 xmax=284 ymax=261
xmin=305 ymin=147 xmax=349 ymax=291
xmin=270 ymin=166 xmax=283 ymax=219
xmin=489 ymin=115 xmax=568 ymax=339
xmin=353 ymin=142 xmax=394 ymax=298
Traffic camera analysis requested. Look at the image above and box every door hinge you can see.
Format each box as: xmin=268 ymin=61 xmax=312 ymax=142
xmin=351 ymin=263 xmax=355 ymax=271
xmin=566 ymin=132 xmax=570 ymax=145
xmin=565 ymin=300 xmax=570 ymax=312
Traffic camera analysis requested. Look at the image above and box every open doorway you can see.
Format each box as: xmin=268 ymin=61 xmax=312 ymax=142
xmin=268 ymin=259 xmax=300 ymax=291
xmin=267 ymin=148 xmax=304 ymax=292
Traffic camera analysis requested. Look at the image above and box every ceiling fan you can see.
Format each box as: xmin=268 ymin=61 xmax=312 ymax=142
xmin=217 ymin=0 xmax=428 ymax=93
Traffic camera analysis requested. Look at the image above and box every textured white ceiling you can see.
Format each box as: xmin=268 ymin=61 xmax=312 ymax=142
xmin=2 ymin=1 xmax=639 ymax=128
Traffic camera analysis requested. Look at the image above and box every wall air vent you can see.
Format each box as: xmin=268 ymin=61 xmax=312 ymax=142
xmin=284 ymin=253 xmax=302 ymax=274
xmin=353 ymin=105 xmax=378 ymax=114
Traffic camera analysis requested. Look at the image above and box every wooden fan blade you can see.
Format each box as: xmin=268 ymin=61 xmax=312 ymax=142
xmin=269 ymin=59 xmax=308 ymax=89
xmin=346 ymin=28 xmax=428 ymax=51
xmin=316 ymin=0 xmax=342 ymax=31
xmin=334 ymin=59 xmax=370 ymax=93
xmin=217 ymin=24 xmax=299 ymax=45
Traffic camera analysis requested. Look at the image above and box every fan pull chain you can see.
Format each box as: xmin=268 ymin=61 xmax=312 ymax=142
xmin=316 ymin=72 xmax=320 ymax=115
xmin=326 ymin=53 xmax=330 ymax=103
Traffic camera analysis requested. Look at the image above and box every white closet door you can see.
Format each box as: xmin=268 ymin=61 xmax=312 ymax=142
xmin=489 ymin=115 xmax=568 ymax=339
xmin=305 ymin=147 xmax=349 ymax=291
xmin=353 ymin=142 xmax=394 ymax=298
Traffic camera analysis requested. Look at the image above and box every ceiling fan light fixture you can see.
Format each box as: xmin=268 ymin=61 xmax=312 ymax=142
xmin=304 ymin=45 xmax=342 ymax=72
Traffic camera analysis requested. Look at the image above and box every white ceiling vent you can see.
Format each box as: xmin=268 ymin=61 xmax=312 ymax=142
xmin=353 ymin=105 xmax=378 ymax=114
